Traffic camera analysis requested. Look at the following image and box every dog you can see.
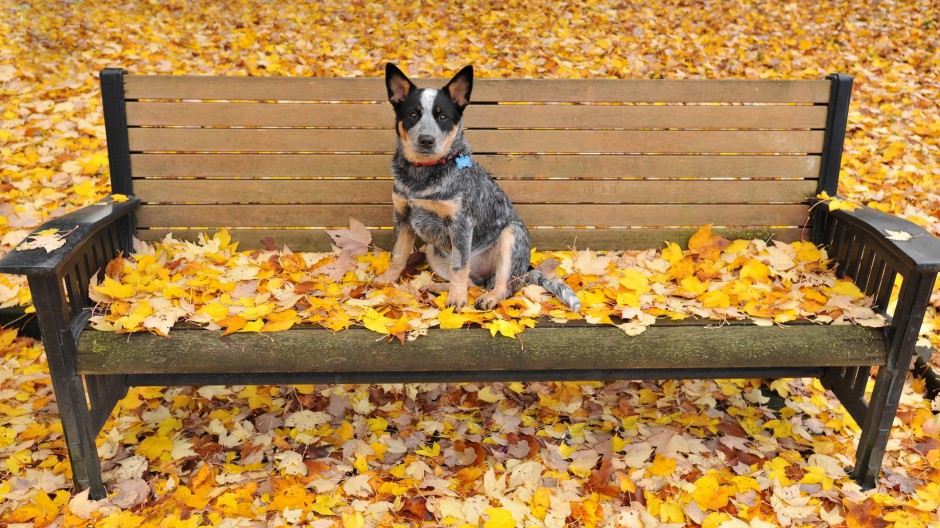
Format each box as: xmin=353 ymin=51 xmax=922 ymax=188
xmin=374 ymin=63 xmax=581 ymax=313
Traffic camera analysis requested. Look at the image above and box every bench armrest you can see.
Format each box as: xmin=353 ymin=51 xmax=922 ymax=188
xmin=0 ymin=197 xmax=140 ymax=277
xmin=827 ymin=204 xmax=940 ymax=274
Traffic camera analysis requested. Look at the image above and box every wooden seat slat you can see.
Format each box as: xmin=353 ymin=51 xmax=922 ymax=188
xmin=76 ymin=323 xmax=885 ymax=376
xmin=125 ymin=76 xmax=832 ymax=103
xmin=127 ymin=128 xmax=826 ymax=154
xmin=130 ymin=153 xmax=822 ymax=179
xmin=126 ymin=101 xmax=829 ymax=129
xmin=132 ymin=179 xmax=817 ymax=205
xmin=136 ymin=203 xmax=811 ymax=229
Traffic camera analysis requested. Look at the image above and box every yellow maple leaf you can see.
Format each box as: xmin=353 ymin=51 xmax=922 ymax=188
xmin=437 ymin=306 xmax=468 ymax=329
xmin=724 ymin=239 xmax=751 ymax=254
xmin=817 ymin=191 xmax=860 ymax=212
xmin=262 ymin=309 xmax=298 ymax=332
xmin=362 ymin=308 xmax=393 ymax=334
xmin=680 ymin=275 xmax=709 ymax=296
xmin=352 ymin=453 xmax=369 ymax=473
xmin=93 ymin=275 xmax=136 ymax=299
xmin=619 ymin=269 xmax=650 ymax=293
xmin=699 ymin=289 xmax=730 ymax=309
xmin=137 ymin=435 xmax=173 ymax=461
xmin=487 ymin=318 xmax=525 ymax=338
xmin=415 ymin=442 xmax=441 ymax=457
xmin=647 ymin=454 xmax=676 ymax=476
xmin=793 ymin=240 xmax=822 ymax=263
xmin=343 ymin=512 xmax=365 ymax=528
xmin=239 ymin=319 xmax=265 ymax=332
xmin=739 ymin=259 xmax=771 ymax=283
xmin=832 ymin=280 xmax=864 ymax=298
xmin=661 ymin=242 xmax=683 ymax=264
xmin=483 ymin=508 xmax=517 ymax=528
xmin=691 ymin=473 xmax=732 ymax=510
xmin=198 ymin=302 xmax=229 ymax=321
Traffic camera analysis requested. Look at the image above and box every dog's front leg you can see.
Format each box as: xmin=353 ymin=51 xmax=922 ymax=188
xmin=446 ymin=217 xmax=473 ymax=309
xmin=375 ymin=195 xmax=415 ymax=284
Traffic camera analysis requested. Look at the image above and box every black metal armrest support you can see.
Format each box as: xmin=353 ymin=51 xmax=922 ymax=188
xmin=0 ymin=196 xmax=139 ymax=498
xmin=817 ymin=201 xmax=940 ymax=488
xmin=826 ymin=204 xmax=940 ymax=274
xmin=0 ymin=197 xmax=140 ymax=277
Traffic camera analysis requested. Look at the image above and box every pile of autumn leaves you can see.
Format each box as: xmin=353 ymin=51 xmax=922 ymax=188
xmin=87 ymin=221 xmax=884 ymax=341
xmin=4 ymin=325 xmax=939 ymax=528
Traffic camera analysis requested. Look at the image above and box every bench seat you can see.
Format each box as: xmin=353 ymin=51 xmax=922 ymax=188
xmin=77 ymin=321 xmax=886 ymax=378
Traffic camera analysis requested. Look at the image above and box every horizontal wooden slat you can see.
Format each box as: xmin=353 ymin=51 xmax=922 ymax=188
xmin=128 ymin=129 xmax=825 ymax=154
xmin=126 ymin=102 xmax=829 ymax=129
xmin=136 ymin=204 xmax=810 ymax=228
xmin=135 ymin=227 xmax=808 ymax=251
xmin=131 ymin=153 xmax=822 ymax=179
xmin=76 ymin=323 xmax=884 ymax=376
xmin=125 ymin=76 xmax=832 ymax=104
xmin=133 ymin=179 xmax=817 ymax=205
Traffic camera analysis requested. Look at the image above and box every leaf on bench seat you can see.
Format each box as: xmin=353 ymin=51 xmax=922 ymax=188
xmin=326 ymin=218 xmax=372 ymax=257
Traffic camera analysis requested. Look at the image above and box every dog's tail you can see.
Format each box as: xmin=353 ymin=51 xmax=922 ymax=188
xmin=524 ymin=269 xmax=581 ymax=312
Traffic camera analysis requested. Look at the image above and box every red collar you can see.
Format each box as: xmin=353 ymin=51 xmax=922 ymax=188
xmin=411 ymin=153 xmax=458 ymax=167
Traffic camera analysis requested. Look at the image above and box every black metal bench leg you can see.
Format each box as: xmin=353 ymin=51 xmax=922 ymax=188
xmin=28 ymin=276 xmax=108 ymax=499
xmin=53 ymin=372 xmax=108 ymax=499
xmin=852 ymin=272 xmax=934 ymax=489
xmin=851 ymin=364 xmax=906 ymax=488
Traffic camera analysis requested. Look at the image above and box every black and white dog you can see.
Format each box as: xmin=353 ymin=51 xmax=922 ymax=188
xmin=375 ymin=63 xmax=580 ymax=312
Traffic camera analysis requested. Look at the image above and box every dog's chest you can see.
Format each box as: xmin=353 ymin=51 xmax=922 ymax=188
xmin=405 ymin=196 xmax=460 ymax=251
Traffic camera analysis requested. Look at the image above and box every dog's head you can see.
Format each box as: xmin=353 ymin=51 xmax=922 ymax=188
xmin=385 ymin=63 xmax=472 ymax=164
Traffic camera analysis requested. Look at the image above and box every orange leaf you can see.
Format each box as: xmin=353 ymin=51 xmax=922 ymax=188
xmin=688 ymin=224 xmax=730 ymax=261
xmin=218 ymin=315 xmax=247 ymax=335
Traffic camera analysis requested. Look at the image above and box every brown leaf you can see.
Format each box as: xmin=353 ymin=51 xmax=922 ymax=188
xmin=105 ymin=254 xmax=124 ymax=279
xmin=326 ymin=218 xmax=372 ymax=256
xmin=845 ymin=498 xmax=889 ymax=528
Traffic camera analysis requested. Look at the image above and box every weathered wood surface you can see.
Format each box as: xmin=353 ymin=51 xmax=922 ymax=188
xmin=133 ymin=179 xmax=817 ymax=205
xmin=136 ymin=203 xmax=811 ymax=228
xmin=135 ymin=226 xmax=806 ymax=251
xmin=126 ymin=101 xmax=829 ymax=129
xmin=77 ymin=322 xmax=886 ymax=375
xmin=128 ymin=128 xmax=825 ymax=154
xmin=125 ymin=76 xmax=832 ymax=103
xmin=131 ymin=153 xmax=821 ymax=179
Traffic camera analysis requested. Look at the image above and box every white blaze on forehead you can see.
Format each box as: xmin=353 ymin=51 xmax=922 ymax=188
xmin=420 ymin=89 xmax=438 ymax=112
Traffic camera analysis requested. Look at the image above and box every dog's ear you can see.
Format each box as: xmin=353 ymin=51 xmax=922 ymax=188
xmin=443 ymin=65 xmax=473 ymax=111
xmin=386 ymin=63 xmax=415 ymax=106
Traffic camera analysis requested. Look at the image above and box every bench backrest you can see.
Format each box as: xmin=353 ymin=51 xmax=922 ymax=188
xmin=101 ymin=70 xmax=851 ymax=251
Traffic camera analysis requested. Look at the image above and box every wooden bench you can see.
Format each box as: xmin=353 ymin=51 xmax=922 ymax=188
xmin=2 ymin=69 xmax=940 ymax=500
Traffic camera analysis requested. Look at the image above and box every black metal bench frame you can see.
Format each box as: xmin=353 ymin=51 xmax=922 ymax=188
xmin=2 ymin=70 xmax=940 ymax=500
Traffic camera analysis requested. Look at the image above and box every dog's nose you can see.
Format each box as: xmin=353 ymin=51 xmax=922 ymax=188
xmin=417 ymin=135 xmax=435 ymax=149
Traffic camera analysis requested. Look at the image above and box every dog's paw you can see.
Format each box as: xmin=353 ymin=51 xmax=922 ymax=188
xmin=373 ymin=271 xmax=401 ymax=285
xmin=446 ymin=288 xmax=468 ymax=310
xmin=424 ymin=282 xmax=450 ymax=293
xmin=474 ymin=292 xmax=504 ymax=311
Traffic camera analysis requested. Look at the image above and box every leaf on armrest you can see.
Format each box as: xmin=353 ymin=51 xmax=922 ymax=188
xmin=884 ymin=230 xmax=915 ymax=241
xmin=15 ymin=226 xmax=77 ymax=253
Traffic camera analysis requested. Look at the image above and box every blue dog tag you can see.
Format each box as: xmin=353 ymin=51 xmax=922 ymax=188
xmin=455 ymin=155 xmax=473 ymax=169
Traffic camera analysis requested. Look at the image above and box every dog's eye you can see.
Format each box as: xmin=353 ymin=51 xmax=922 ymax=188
xmin=438 ymin=114 xmax=448 ymax=122
xmin=408 ymin=111 xmax=418 ymax=120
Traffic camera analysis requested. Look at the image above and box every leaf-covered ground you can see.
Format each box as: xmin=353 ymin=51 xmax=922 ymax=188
xmin=3 ymin=326 xmax=940 ymax=527
xmin=2 ymin=0 xmax=940 ymax=526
